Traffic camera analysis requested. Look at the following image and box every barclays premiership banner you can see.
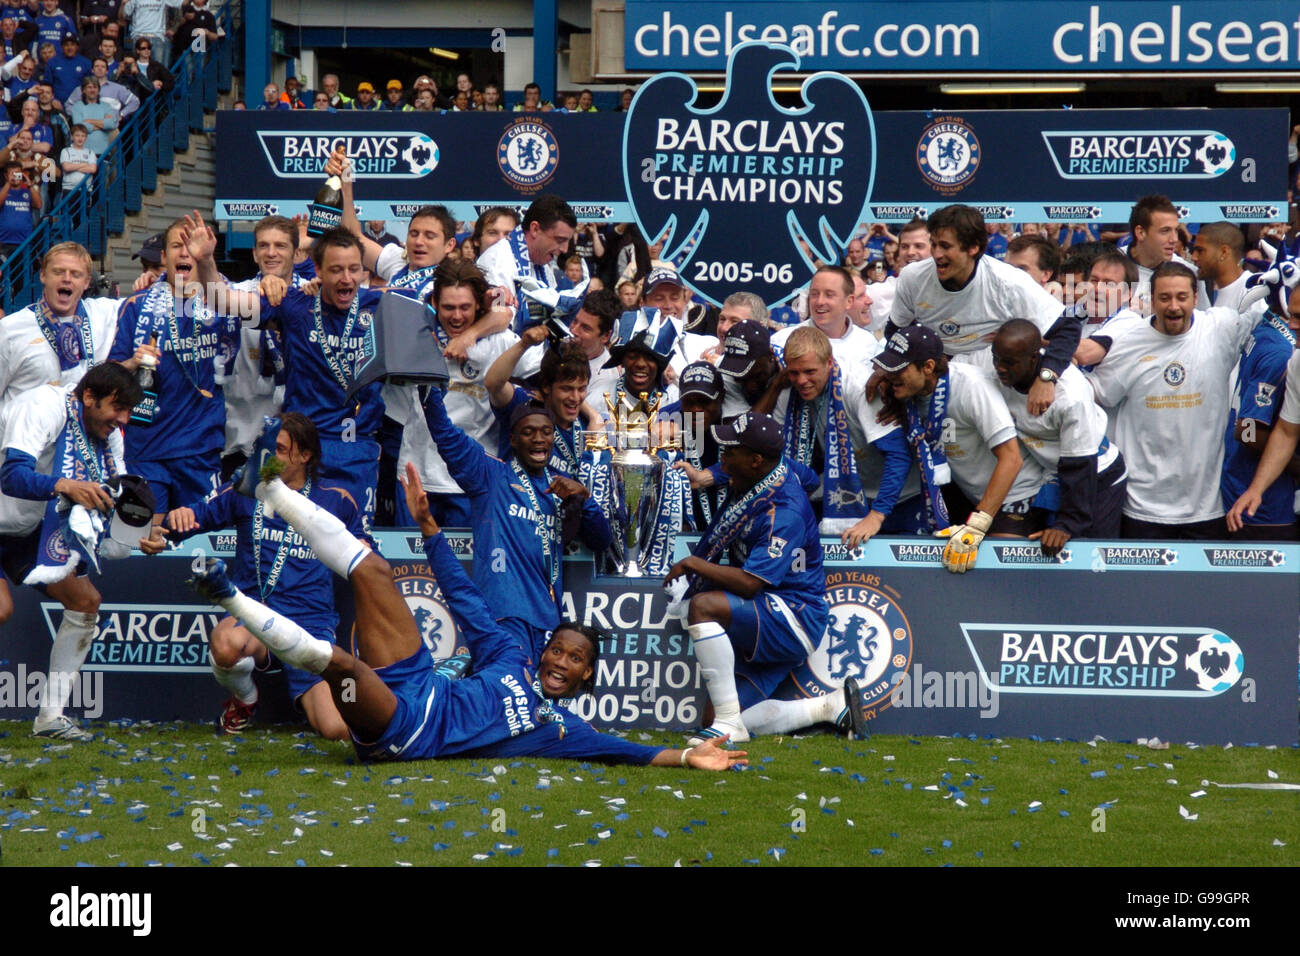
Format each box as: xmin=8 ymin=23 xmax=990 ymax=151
xmin=1 ymin=533 xmax=1295 ymax=746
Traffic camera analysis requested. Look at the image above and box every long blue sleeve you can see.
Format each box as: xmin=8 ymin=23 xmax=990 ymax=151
xmin=871 ymin=429 xmax=913 ymax=516
xmin=1 ymin=449 xmax=58 ymax=500
xmin=423 ymin=388 xmax=494 ymax=494
xmin=423 ymin=532 xmax=508 ymax=653
xmin=579 ymin=495 xmax=612 ymax=551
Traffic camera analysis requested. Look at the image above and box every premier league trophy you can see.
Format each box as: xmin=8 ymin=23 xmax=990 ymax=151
xmin=587 ymin=390 xmax=680 ymax=577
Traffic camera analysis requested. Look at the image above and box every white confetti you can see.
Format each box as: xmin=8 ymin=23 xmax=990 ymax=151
xmin=1267 ymin=769 xmax=1279 ymax=779
xmin=795 ymin=792 xmax=807 ymax=801
xmin=320 ymin=849 xmax=333 ymax=857
xmin=1189 ymin=790 xmax=1206 ymax=798
xmin=1273 ymin=839 xmax=1286 ymax=847
xmin=167 ymin=842 xmax=183 ymax=851
xmin=1028 ymin=801 xmax=1042 ymax=809
xmin=955 ymin=799 xmax=968 ymax=808
xmin=1178 ymin=805 xmax=1198 ymax=821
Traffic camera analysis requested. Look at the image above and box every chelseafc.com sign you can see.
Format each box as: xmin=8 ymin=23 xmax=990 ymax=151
xmin=254 ymin=131 xmax=441 ymax=178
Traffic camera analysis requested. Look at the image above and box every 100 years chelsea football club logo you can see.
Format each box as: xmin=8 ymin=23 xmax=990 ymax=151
xmin=356 ymin=562 xmax=464 ymax=662
xmin=917 ymin=115 xmax=981 ymax=194
xmin=498 ymin=119 xmax=560 ymax=191
xmin=788 ymin=570 xmax=913 ymax=717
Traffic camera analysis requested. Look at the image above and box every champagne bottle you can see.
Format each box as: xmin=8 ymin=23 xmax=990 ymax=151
xmin=130 ymin=334 xmax=160 ymax=426
xmin=307 ymin=174 xmax=344 ymax=237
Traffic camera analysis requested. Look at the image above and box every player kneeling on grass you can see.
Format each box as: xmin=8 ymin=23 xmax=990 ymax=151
xmin=144 ymin=413 xmax=352 ymax=740
xmin=184 ymin=458 xmax=743 ymax=770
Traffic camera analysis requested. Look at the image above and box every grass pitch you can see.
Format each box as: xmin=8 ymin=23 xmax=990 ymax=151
xmin=0 ymin=721 xmax=1295 ymax=867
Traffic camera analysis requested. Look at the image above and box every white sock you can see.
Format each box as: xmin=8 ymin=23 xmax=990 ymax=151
xmin=258 ymin=478 xmax=368 ymax=578
xmin=220 ymin=587 xmax=333 ymax=675
xmin=743 ymin=693 xmax=842 ymax=735
xmin=38 ymin=609 xmax=98 ymax=722
xmin=688 ymin=621 xmax=743 ymax=728
xmin=210 ymin=653 xmax=258 ymax=705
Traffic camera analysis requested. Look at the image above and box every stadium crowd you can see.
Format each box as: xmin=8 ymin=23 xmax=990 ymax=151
xmin=0 ymin=4 xmax=1295 ymax=758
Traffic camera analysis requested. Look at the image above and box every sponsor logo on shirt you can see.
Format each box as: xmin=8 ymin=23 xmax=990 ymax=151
xmin=916 ymin=115 xmax=980 ymax=194
xmin=959 ymin=624 xmax=1245 ymax=697
xmin=790 ymin=570 xmax=912 ymax=721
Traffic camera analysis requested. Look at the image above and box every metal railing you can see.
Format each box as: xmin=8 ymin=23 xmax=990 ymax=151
xmin=1 ymin=2 xmax=235 ymax=312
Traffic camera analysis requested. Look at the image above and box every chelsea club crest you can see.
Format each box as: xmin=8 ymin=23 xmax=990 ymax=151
xmin=788 ymin=570 xmax=913 ymax=720
xmin=498 ymin=120 xmax=560 ymax=191
xmin=917 ymin=116 xmax=981 ymax=195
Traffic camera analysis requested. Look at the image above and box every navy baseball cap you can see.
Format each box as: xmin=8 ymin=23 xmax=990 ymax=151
xmin=678 ymin=361 xmax=723 ymax=401
xmin=132 ymin=232 xmax=163 ymax=266
xmin=508 ymin=401 xmax=554 ymax=432
xmin=873 ymin=324 xmax=944 ymax=373
xmin=717 ymin=320 xmax=771 ymax=377
xmin=712 ymin=412 xmax=783 ymax=458
xmin=642 ymin=265 xmax=683 ymax=296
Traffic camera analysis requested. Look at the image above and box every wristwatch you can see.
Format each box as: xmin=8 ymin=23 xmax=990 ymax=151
xmin=1038 ymin=368 xmax=1059 ymax=384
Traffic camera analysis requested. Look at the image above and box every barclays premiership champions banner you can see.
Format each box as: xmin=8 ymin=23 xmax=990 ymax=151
xmin=1 ymin=534 xmax=1295 ymax=746
xmin=214 ymin=43 xmax=1287 ymax=301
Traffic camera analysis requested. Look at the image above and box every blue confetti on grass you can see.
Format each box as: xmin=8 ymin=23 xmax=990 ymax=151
xmin=941 ymin=839 xmax=953 ymax=848
xmin=652 ymin=827 xmax=668 ymax=838
xmin=869 ymin=848 xmax=883 ymax=855
xmin=1090 ymin=770 xmax=1107 ymax=778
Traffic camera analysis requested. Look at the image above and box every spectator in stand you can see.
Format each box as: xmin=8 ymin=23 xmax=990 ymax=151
xmin=320 ymin=73 xmax=349 ymax=109
xmin=0 ymin=159 xmax=39 ymax=258
xmin=411 ymin=74 xmax=445 ymax=109
xmin=379 ymin=79 xmax=409 ymax=112
xmin=95 ymin=28 xmax=121 ymax=73
xmin=33 ymin=0 xmax=74 ymax=51
xmin=2 ymin=47 xmax=36 ymax=105
xmin=66 ymin=56 xmax=138 ymax=118
xmin=46 ymin=31 xmax=88 ymax=105
xmin=362 ymin=219 xmax=399 ymax=249
xmin=481 ymin=82 xmax=502 ymax=111
xmin=29 ymin=78 xmax=70 ymax=153
xmin=577 ymin=89 xmax=595 ymax=112
xmin=454 ymin=71 xmax=472 ymax=99
xmin=561 ymin=92 xmax=577 ymax=112
xmin=515 ymin=82 xmax=541 ymax=111
xmin=117 ymin=35 xmax=171 ymax=98
xmin=311 ymin=89 xmax=331 ymax=111
xmin=57 ymin=120 xmax=93 ymax=190
xmin=13 ymin=95 xmax=51 ymax=154
xmin=1004 ymin=234 xmax=1061 ymax=290
xmin=257 ymin=81 xmax=286 ymax=110
xmin=68 ymin=75 xmax=115 ymax=153
xmin=170 ymin=0 xmax=217 ymax=62
xmin=2 ymin=16 xmax=32 ymax=62
xmin=412 ymin=88 xmax=435 ymax=111
xmin=350 ymin=80 xmax=377 ymax=110
xmin=616 ymin=87 xmax=633 ymax=111
xmin=119 ymin=0 xmax=181 ymax=58
xmin=34 ymin=39 xmax=54 ymax=78
xmin=882 ymin=239 xmax=899 ymax=275
xmin=79 ymin=0 xmax=121 ymax=52
xmin=280 ymin=75 xmax=306 ymax=109
xmin=451 ymin=89 xmax=469 ymax=112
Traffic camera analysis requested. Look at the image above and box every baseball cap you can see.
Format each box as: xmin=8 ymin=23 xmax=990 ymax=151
xmin=873 ymin=324 xmax=944 ymax=373
xmin=678 ymin=361 xmax=723 ymax=402
xmin=711 ymin=412 xmax=783 ymax=458
xmin=131 ymin=232 xmax=163 ymax=267
xmin=357 ymin=81 xmax=374 ymax=93
xmin=508 ymin=400 xmax=554 ymax=432
xmin=717 ymin=320 xmax=771 ymax=378
xmin=642 ymin=265 xmax=683 ymax=296
xmin=107 ymin=474 xmax=157 ymax=547
xmin=386 ymin=79 xmax=402 ymax=91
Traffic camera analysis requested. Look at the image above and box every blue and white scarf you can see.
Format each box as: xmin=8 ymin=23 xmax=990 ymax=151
xmin=688 ymin=458 xmax=788 ymax=597
xmin=387 ymin=264 xmax=437 ymax=301
xmin=34 ymin=298 xmax=95 ymax=373
xmin=905 ymin=373 xmax=952 ymax=530
xmin=781 ymin=360 xmax=866 ymax=533
xmin=26 ymin=393 xmax=116 ymax=585
xmin=503 ymin=227 xmax=555 ymax=332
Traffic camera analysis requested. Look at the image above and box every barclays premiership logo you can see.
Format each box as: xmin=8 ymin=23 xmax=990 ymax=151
xmin=255 ymin=131 xmax=439 ymax=178
xmin=1041 ymin=130 xmax=1236 ymax=180
xmin=959 ymin=624 xmax=1246 ymax=697
xmin=623 ymin=42 xmax=874 ymax=308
